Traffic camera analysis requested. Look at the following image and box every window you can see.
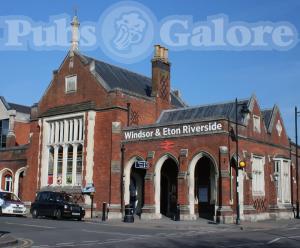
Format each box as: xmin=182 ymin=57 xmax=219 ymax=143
xmin=253 ymin=115 xmax=261 ymax=133
xmin=4 ymin=175 xmax=13 ymax=192
xmin=274 ymin=159 xmax=291 ymax=204
xmin=0 ymin=119 xmax=9 ymax=148
xmin=65 ymin=75 xmax=77 ymax=93
xmin=48 ymin=147 xmax=54 ymax=185
xmin=57 ymin=146 xmax=63 ymax=185
xmin=252 ymin=156 xmax=265 ymax=196
xmin=45 ymin=116 xmax=84 ymax=187
xmin=76 ymin=144 xmax=83 ymax=185
xmin=66 ymin=145 xmax=73 ymax=184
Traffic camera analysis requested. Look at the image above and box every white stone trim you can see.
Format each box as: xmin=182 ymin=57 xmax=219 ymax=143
xmin=85 ymin=111 xmax=96 ymax=186
xmin=40 ymin=112 xmax=85 ymax=188
xmin=187 ymin=152 xmax=218 ymax=217
xmin=0 ymin=168 xmax=14 ymax=191
xmin=124 ymin=156 xmax=143 ymax=205
xmin=13 ymin=167 xmax=26 ymax=196
xmin=154 ymin=154 xmax=179 ymax=216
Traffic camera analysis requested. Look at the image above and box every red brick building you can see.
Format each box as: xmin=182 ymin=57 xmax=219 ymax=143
xmin=0 ymin=16 xmax=299 ymax=223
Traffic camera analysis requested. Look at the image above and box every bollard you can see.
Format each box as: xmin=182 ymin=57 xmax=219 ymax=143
xmin=102 ymin=202 xmax=107 ymax=221
xmin=124 ymin=204 xmax=134 ymax=223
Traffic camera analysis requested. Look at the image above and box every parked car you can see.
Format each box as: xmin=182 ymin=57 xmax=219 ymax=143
xmin=0 ymin=191 xmax=27 ymax=216
xmin=30 ymin=191 xmax=85 ymax=221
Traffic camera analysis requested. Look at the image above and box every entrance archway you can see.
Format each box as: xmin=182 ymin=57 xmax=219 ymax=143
xmin=160 ymin=158 xmax=178 ymax=217
xmin=14 ymin=167 xmax=26 ymax=198
xmin=130 ymin=167 xmax=146 ymax=215
xmin=124 ymin=156 xmax=146 ymax=216
xmin=154 ymin=154 xmax=179 ymax=218
xmin=188 ymin=152 xmax=218 ymax=220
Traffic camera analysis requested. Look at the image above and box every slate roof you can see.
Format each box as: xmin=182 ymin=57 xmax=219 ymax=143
xmin=0 ymin=96 xmax=31 ymax=114
xmin=261 ymin=109 xmax=273 ymax=129
xmin=157 ymin=98 xmax=250 ymax=124
xmin=80 ymin=53 xmax=186 ymax=108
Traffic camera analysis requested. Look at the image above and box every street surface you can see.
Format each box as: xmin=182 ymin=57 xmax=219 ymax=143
xmin=0 ymin=216 xmax=300 ymax=247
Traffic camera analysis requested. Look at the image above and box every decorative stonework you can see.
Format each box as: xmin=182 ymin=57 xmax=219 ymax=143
xmin=276 ymin=120 xmax=283 ymax=136
xmin=147 ymin=151 xmax=155 ymax=159
xmin=219 ymin=146 xmax=228 ymax=154
xmin=111 ymin=160 xmax=121 ymax=173
xmin=145 ymin=172 xmax=154 ymax=181
xmin=178 ymin=171 xmax=187 ymax=179
xmin=112 ymin=122 xmax=121 ymax=134
xmin=130 ymin=110 xmax=140 ymax=126
xmin=180 ymin=149 xmax=188 ymax=157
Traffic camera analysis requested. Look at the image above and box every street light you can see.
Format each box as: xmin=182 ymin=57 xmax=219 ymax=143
xmin=235 ymin=98 xmax=250 ymax=225
xmin=295 ymin=106 xmax=300 ymax=219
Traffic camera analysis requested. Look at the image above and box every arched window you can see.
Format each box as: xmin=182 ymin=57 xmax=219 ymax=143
xmin=66 ymin=145 xmax=73 ymax=184
xmin=5 ymin=175 xmax=13 ymax=192
xmin=48 ymin=147 xmax=54 ymax=185
xmin=76 ymin=144 xmax=83 ymax=185
xmin=57 ymin=146 xmax=63 ymax=185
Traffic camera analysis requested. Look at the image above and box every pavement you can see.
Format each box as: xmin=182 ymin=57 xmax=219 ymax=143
xmin=0 ymin=215 xmax=299 ymax=247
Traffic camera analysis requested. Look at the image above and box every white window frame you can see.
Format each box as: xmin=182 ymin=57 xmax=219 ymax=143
xmin=65 ymin=75 xmax=77 ymax=93
xmin=40 ymin=112 xmax=85 ymax=188
xmin=253 ymin=115 xmax=261 ymax=133
xmin=274 ymin=158 xmax=291 ymax=204
xmin=5 ymin=175 xmax=13 ymax=192
xmin=251 ymin=155 xmax=265 ymax=196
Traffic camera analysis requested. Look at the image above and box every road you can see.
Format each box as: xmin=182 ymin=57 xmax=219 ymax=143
xmin=0 ymin=216 xmax=300 ymax=247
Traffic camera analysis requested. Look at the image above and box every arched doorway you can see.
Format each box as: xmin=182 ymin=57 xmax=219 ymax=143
xmin=188 ymin=152 xmax=218 ymax=220
xmin=124 ymin=157 xmax=146 ymax=216
xmin=160 ymin=158 xmax=178 ymax=218
xmin=130 ymin=167 xmax=146 ymax=215
xmin=194 ymin=156 xmax=216 ymax=220
xmin=14 ymin=167 xmax=26 ymax=198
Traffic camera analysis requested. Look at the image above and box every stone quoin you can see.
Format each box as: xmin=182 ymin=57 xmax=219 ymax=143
xmin=0 ymin=14 xmax=299 ymax=223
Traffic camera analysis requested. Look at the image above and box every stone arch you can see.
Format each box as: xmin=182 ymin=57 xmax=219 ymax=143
xmin=187 ymin=151 xmax=218 ymax=218
xmin=124 ymin=155 xmax=145 ymax=205
xmin=0 ymin=168 xmax=14 ymax=191
xmin=14 ymin=167 xmax=26 ymax=197
xmin=154 ymin=153 xmax=179 ymax=216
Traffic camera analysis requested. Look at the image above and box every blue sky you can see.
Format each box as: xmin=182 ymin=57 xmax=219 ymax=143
xmin=0 ymin=0 xmax=299 ymax=139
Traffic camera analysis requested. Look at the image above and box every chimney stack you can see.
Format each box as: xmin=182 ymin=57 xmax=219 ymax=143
xmin=151 ymin=45 xmax=171 ymax=117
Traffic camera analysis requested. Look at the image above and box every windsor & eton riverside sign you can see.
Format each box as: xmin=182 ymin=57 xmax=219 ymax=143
xmin=123 ymin=121 xmax=223 ymax=141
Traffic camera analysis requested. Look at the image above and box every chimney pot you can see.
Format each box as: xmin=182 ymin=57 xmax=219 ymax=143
xmin=154 ymin=44 xmax=160 ymax=59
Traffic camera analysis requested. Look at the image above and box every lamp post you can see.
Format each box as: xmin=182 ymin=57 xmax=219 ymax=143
xmin=234 ymin=98 xmax=249 ymax=225
xmin=235 ymin=98 xmax=241 ymax=225
xmin=295 ymin=106 xmax=300 ymax=219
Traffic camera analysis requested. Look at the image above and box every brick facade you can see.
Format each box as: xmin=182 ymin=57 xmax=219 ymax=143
xmin=0 ymin=47 xmax=299 ymax=223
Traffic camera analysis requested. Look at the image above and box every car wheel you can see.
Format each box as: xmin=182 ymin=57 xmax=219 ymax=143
xmin=0 ymin=207 xmax=2 ymax=216
xmin=55 ymin=209 xmax=62 ymax=220
xmin=32 ymin=209 xmax=39 ymax=219
xmin=77 ymin=217 xmax=82 ymax=221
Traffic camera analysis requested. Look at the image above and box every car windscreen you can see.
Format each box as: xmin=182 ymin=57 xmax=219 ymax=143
xmin=0 ymin=192 xmax=20 ymax=202
xmin=55 ymin=194 xmax=74 ymax=203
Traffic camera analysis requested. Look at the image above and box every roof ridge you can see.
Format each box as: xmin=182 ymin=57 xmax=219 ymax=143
xmin=82 ymin=53 xmax=152 ymax=82
xmin=8 ymin=102 xmax=31 ymax=108
xmin=161 ymin=97 xmax=250 ymax=114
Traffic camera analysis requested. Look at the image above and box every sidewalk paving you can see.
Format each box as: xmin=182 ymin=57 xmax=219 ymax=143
xmin=85 ymin=216 xmax=300 ymax=232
